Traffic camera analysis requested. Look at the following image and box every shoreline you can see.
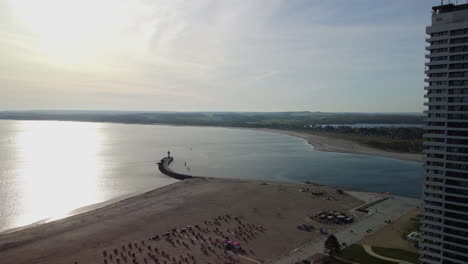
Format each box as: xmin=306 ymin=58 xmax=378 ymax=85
xmin=256 ymin=128 xmax=424 ymax=163
xmin=0 ymin=182 xmax=179 ymax=236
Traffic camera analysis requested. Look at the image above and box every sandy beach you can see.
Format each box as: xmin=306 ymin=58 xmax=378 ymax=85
xmin=0 ymin=178 xmax=367 ymax=264
xmin=259 ymin=129 xmax=423 ymax=163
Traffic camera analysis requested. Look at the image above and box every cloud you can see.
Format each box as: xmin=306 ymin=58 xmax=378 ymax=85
xmin=252 ymin=71 xmax=280 ymax=81
xmin=0 ymin=0 xmax=431 ymax=112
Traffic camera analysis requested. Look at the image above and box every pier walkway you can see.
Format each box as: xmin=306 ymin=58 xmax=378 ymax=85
xmin=157 ymin=157 xmax=198 ymax=180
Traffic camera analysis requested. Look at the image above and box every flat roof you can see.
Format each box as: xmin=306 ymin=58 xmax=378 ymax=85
xmin=432 ymin=3 xmax=468 ymax=13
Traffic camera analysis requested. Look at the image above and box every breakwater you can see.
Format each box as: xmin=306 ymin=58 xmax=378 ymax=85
xmin=158 ymin=157 xmax=196 ymax=180
xmin=355 ymin=196 xmax=389 ymax=213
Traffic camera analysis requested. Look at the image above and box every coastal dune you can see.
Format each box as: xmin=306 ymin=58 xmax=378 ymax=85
xmin=0 ymin=178 xmax=363 ymax=264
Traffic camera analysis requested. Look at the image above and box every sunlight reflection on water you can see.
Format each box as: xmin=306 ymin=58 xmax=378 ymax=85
xmin=15 ymin=121 xmax=103 ymax=226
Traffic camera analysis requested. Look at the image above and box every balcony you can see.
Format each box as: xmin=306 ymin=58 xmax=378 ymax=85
xmin=425 ymin=60 xmax=448 ymax=66
xmin=446 ymin=118 xmax=468 ymax=123
xmin=423 ymin=124 xmax=446 ymax=129
xmin=447 ymin=102 xmax=468 ymax=106
xmin=424 ymin=93 xmax=447 ymax=98
xmin=425 ymin=68 xmax=448 ymax=74
xmin=425 ymin=77 xmax=449 ymax=83
xmin=423 ymin=133 xmax=446 ymax=138
xmin=446 ymin=159 xmax=468 ymax=166
xmin=424 ymin=117 xmax=448 ymax=122
xmin=423 ymin=142 xmax=447 ymax=148
xmin=425 ymin=108 xmax=447 ymax=113
xmin=423 ymin=149 xmax=446 ymax=156
xmin=426 ymin=35 xmax=449 ymax=43
xmin=447 ymin=93 xmax=468 ymax=98
xmin=419 ymin=255 xmax=440 ymax=264
xmin=426 ymin=44 xmax=450 ymax=50
xmin=446 ymin=134 xmax=468 ymax=139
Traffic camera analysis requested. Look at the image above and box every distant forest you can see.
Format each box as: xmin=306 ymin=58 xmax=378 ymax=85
xmin=0 ymin=111 xmax=424 ymax=153
xmin=0 ymin=111 xmax=423 ymax=127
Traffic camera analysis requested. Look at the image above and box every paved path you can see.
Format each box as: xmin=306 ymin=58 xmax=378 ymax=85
xmin=268 ymin=194 xmax=420 ymax=264
xmin=362 ymin=244 xmax=412 ymax=264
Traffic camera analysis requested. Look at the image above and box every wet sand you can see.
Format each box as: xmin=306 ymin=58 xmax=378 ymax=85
xmin=258 ymin=129 xmax=423 ymax=163
xmin=0 ymin=178 xmax=364 ymax=264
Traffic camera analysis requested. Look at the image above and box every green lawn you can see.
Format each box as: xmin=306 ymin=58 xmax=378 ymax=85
xmin=372 ymin=247 xmax=420 ymax=264
xmin=332 ymin=244 xmax=397 ymax=264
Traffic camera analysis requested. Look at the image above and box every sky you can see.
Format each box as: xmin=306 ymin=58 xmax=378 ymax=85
xmin=0 ymin=0 xmax=446 ymax=112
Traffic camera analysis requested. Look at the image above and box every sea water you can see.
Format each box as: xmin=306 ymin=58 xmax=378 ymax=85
xmin=0 ymin=120 xmax=422 ymax=231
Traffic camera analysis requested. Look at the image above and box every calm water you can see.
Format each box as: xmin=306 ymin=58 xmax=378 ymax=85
xmin=0 ymin=120 xmax=423 ymax=232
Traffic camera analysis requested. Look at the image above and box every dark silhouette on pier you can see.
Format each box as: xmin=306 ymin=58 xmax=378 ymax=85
xmin=157 ymin=156 xmax=198 ymax=180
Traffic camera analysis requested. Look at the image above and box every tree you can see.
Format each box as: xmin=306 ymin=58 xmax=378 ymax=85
xmin=324 ymin=234 xmax=342 ymax=257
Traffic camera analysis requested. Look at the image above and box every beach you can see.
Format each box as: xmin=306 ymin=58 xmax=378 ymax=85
xmin=0 ymin=178 xmax=419 ymax=264
xmin=260 ymin=129 xmax=424 ymax=163
xmin=0 ymin=178 xmax=363 ymax=264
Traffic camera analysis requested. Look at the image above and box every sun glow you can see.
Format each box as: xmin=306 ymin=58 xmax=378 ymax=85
xmin=8 ymin=0 xmax=139 ymax=64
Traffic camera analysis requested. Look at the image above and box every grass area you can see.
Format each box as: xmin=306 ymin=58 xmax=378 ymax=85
xmin=302 ymin=130 xmax=423 ymax=154
xmin=401 ymin=214 xmax=423 ymax=240
xmin=372 ymin=247 xmax=420 ymax=264
xmin=326 ymin=244 xmax=397 ymax=264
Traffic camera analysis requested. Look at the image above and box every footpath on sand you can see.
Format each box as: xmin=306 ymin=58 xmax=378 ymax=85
xmin=362 ymin=245 xmax=413 ymax=264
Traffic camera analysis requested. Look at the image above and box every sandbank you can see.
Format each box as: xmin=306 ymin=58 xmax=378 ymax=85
xmin=257 ymin=128 xmax=424 ymax=163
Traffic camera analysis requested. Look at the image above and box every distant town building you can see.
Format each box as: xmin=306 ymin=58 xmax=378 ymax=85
xmin=422 ymin=3 xmax=468 ymax=264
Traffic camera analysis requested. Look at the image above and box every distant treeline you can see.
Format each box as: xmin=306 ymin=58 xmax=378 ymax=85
xmin=309 ymin=125 xmax=423 ymax=140
xmin=302 ymin=126 xmax=424 ymax=153
xmin=0 ymin=111 xmax=424 ymax=129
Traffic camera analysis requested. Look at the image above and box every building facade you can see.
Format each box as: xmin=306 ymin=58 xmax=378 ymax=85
xmin=422 ymin=3 xmax=468 ymax=264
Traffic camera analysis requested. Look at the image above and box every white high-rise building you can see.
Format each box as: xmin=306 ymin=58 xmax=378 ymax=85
xmin=422 ymin=3 xmax=468 ymax=264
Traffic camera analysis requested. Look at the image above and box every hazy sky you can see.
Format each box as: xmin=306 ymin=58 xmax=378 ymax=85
xmin=1 ymin=0 xmax=441 ymax=112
